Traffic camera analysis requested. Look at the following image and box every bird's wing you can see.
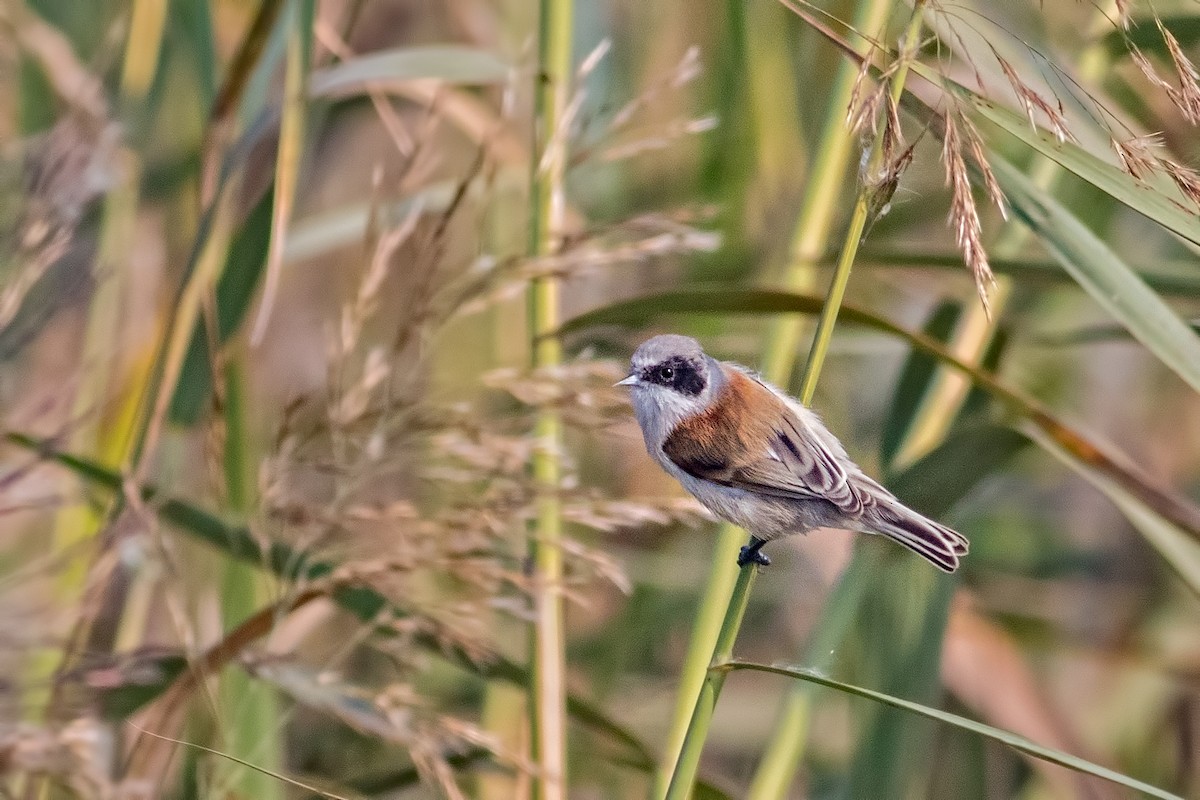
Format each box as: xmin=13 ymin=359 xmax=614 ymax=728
xmin=661 ymin=370 xmax=869 ymax=516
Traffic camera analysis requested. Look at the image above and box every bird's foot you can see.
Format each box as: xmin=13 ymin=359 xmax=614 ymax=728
xmin=737 ymin=538 xmax=771 ymax=568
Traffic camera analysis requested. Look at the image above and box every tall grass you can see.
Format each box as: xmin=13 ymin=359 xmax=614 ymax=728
xmin=0 ymin=1 xmax=1197 ymax=799
xmin=527 ymin=0 xmax=573 ymax=797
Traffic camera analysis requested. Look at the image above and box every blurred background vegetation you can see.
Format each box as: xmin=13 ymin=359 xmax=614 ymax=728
xmin=0 ymin=0 xmax=1198 ymax=798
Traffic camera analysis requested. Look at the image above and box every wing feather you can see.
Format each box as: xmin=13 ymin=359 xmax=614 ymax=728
xmin=661 ymin=369 xmax=868 ymax=516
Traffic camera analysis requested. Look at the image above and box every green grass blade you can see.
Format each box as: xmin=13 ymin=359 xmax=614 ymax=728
xmin=888 ymin=424 xmax=1030 ymax=517
xmin=906 ymin=63 xmax=1200 ymax=249
xmin=991 ymin=153 xmax=1200 ymax=393
xmin=719 ymin=660 xmax=1184 ymax=800
xmin=170 ymin=188 xmax=273 ymax=424
xmin=215 ymin=353 xmax=282 ymax=800
xmin=1025 ymin=425 xmax=1200 ymax=597
xmin=746 ymin=423 xmax=1026 ymax=798
xmin=845 ymin=564 xmax=955 ymax=799
xmin=881 ymin=301 xmax=962 ymax=470
xmin=988 ymin=118 xmax=1200 ymax=241
xmin=172 ymin=0 xmax=218 ymax=105
xmin=1101 ymin=14 xmax=1200 ymax=55
xmin=844 ymin=424 xmax=1027 ymax=795
xmin=309 ymin=46 xmax=510 ymax=97
xmin=852 ymin=250 xmax=1200 ymax=298
xmin=248 ymin=0 xmax=314 ymax=344
xmin=1031 ymin=320 xmax=1200 ymax=347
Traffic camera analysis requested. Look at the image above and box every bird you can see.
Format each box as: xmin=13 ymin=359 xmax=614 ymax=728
xmin=616 ymin=334 xmax=969 ymax=571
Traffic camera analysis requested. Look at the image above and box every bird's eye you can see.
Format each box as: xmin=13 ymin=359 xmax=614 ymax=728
xmin=657 ymin=366 xmax=674 ymax=382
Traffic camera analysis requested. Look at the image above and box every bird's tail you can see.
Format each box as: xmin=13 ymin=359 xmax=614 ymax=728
xmin=867 ymin=505 xmax=969 ymax=573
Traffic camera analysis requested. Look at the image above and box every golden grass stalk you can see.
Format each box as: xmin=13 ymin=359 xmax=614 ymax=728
xmin=39 ymin=0 xmax=163 ymax=724
xmin=527 ymin=0 xmax=573 ymax=797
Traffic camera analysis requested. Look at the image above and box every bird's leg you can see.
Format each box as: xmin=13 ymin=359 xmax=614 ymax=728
xmin=737 ymin=536 xmax=771 ymax=568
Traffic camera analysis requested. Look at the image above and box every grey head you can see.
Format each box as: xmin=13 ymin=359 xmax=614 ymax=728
xmin=618 ymin=334 xmax=726 ymax=446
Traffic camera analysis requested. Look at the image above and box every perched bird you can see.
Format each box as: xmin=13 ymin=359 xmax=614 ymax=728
xmin=617 ymin=334 xmax=968 ymax=571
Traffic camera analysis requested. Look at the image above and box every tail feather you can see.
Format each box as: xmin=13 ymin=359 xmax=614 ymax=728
xmin=868 ymin=507 xmax=969 ymax=573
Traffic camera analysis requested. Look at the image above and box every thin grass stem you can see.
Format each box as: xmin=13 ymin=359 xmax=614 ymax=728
xmin=653 ymin=0 xmax=893 ymax=794
xmin=663 ymin=6 xmax=930 ymax=798
xmin=36 ymin=0 xmax=167 ymax=726
xmin=528 ymin=0 xmax=573 ymax=797
xmin=214 ymin=349 xmax=283 ymax=800
xmin=748 ymin=3 xmax=1123 ymax=797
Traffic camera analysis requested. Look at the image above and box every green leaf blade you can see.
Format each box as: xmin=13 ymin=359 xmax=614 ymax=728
xmin=310 ymin=46 xmax=511 ymax=97
xmin=992 ymin=153 xmax=1200 ymax=394
xmin=722 ymin=661 xmax=1184 ymax=800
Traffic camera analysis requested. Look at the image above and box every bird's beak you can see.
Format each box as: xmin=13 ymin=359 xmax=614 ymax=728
xmin=615 ymin=374 xmax=640 ymax=387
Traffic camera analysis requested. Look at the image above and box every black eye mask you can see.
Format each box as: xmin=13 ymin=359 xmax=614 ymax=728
xmin=643 ymin=356 xmax=706 ymax=396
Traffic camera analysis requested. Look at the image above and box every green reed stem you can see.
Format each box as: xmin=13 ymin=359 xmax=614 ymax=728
xmin=528 ymin=0 xmax=573 ymax=798
xmin=662 ymin=6 xmax=924 ymax=799
xmin=215 ymin=350 xmax=283 ymax=800
xmin=743 ymin=6 xmax=932 ymax=797
xmin=747 ymin=3 xmax=1123 ymax=797
xmin=760 ymin=0 xmax=895 ymax=384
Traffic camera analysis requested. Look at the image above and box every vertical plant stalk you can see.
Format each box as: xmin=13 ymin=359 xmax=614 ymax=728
xmin=120 ymin=0 xmax=169 ymax=99
xmin=745 ymin=8 xmax=931 ymax=797
xmin=798 ymin=3 xmax=925 ymax=402
xmin=664 ymin=8 xmax=930 ymax=799
xmin=37 ymin=0 xmax=167 ymax=724
xmin=748 ymin=4 xmax=1123 ymax=797
xmin=653 ymin=0 xmax=893 ymax=795
xmin=214 ymin=350 xmax=283 ymax=800
xmin=249 ymin=0 xmax=313 ymax=344
xmin=528 ymin=0 xmax=573 ymax=798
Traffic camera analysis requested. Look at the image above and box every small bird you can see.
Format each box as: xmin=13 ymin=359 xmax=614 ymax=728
xmin=617 ymin=334 xmax=968 ymax=571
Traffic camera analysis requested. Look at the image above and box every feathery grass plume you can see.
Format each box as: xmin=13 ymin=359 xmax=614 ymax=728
xmin=246 ymin=657 xmax=516 ymax=799
xmin=1114 ymin=0 xmax=1132 ymax=28
xmin=1110 ymin=133 xmax=1200 ymax=210
xmin=453 ymin=210 xmax=720 ymax=319
xmin=958 ymin=110 xmax=1007 ymax=220
xmin=846 ymin=46 xmax=921 ymax=234
xmin=0 ymin=718 xmax=113 ymax=797
xmin=1155 ymin=17 xmax=1200 ymax=124
xmin=0 ymin=116 xmax=118 ymax=334
xmin=1129 ymin=39 xmax=1200 ymax=126
xmin=571 ymin=46 xmax=714 ymax=168
xmin=1160 ymin=158 xmax=1200 ymax=210
xmin=860 ymin=96 xmax=916 ymax=234
xmin=991 ymin=49 xmax=1075 ymax=144
xmin=942 ymin=109 xmax=996 ymax=313
xmin=1111 ymin=133 xmax=1162 ymax=181
xmin=244 ymin=137 xmax=704 ymax=790
xmin=846 ymin=40 xmax=882 ymax=135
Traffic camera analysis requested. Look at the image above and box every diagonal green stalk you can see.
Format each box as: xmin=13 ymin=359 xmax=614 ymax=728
xmin=745 ymin=7 xmax=930 ymax=796
xmin=728 ymin=661 xmax=1183 ymax=800
xmin=652 ymin=3 xmax=894 ymax=794
xmin=748 ymin=3 xmax=1125 ymax=796
xmin=248 ymin=0 xmax=313 ymax=344
xmin=662 ymin=6 xmax=927 ymax=799
xmin=527 ymin=1 xmax=572 ymax=798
